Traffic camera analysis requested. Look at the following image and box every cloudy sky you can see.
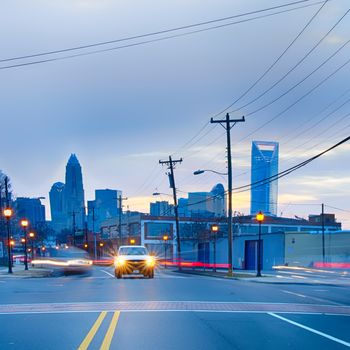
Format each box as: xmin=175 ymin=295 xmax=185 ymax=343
xmin=1 ymin=0 xmax=350 ymax=227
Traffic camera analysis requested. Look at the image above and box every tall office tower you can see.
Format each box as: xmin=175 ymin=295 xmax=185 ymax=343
xmin=90 ymin=189 xmax=120 ymax=231
xmin=150 ymin=201 xmax=174 ymax=216
xmin=49 ymin=182 xmax=66 ymax=233
xmin=64 ymin=154 xmax=85 ymax=229
xmin=211 ymin=183 xmax=226 ymax=217
xmin=250 ymin=141 xmax=279 ymax=216
xmin=14 ymin=197 xmax=46 ymax=227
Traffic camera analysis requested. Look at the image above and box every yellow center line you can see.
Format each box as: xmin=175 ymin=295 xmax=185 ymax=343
xmin=78 ymin=311 xmax=107 ymax=350
xmin=100 ymin=311 xmax=121 ymax=350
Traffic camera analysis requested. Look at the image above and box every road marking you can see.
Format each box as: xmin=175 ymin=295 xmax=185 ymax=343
xmin=282 ymin=290 xmax=306 ymax=298
xmin=281 ymin=289 xmax=343 ymax=306
xmin=100 ymin=311 xmax=120 ymax=350
xmin=101 ymin=270 xmax=114 ymax=278
xmin=78 ymin=311 xmax=107 ymax=350
xmin=268 ymin=312 xmax=350 ymax=347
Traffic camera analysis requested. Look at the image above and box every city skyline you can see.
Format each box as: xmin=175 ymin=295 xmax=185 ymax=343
xmin=1 ymin=0 xmax=349 ymax=227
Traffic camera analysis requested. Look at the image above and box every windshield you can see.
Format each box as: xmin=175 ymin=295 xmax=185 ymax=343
xmin=119 ymin=247 xmax=148 ymax=256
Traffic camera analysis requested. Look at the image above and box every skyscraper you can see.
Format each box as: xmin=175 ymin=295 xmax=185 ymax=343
xmin=14 ymin=197 xmax=45 ymax=227
xmin=250 ymin=141 xmax=279 ymax=216
xmin=49 ymin=182 xmax=66 ymax=232
xmin=63 ymin=154 xmax=85 ymax=229
xmin=87 ymin=189 xmax=121 ymax=231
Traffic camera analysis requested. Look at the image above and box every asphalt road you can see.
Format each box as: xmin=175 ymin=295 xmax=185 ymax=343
xmin=0 ymin=266 xmax=349 ymax=350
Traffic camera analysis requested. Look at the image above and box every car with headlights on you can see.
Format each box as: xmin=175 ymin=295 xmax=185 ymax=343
xmin=114 ymin=245 xmax=155 ymax=279
xmin=31 ymin=247 xmax=93 ymax=275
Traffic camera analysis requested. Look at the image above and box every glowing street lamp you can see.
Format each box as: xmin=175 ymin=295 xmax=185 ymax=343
xmin=256 ymin=211 xmax=265 ymax=277
xmin=3 ymin=208 xmax=13 ymax=273
xmin=211 ymin=224 xmax=219 ymax=272
xmin=29 ymin=232 xmax=35 ymax=261
xmin=129 ymin=239 xmax=136 ymax=245
xmin=20 ymin=219 xmax=29 ymax=270
xmin=162 ymin=235 xmax=169 ymax=268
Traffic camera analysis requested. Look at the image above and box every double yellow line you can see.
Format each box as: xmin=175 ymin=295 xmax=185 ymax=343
xmin=78 ymin=311 xmax=120 ymax=350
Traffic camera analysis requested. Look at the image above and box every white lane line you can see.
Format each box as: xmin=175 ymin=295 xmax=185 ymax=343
xmin=281 ymin=289 xmax=343 ymax=306
xmin=267 ymin=312 xmax=350 ymax=348
xmin=268 ymin=312 xmax=350 ymax=347
xmin=282 ymin=290 xmax=306 ymax=298
xmin=101 ymin=270 xmax=115 ymax=278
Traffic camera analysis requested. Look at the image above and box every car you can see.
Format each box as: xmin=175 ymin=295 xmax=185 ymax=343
xmin=114 ymin=245 xmax=156 ymax=279
xmin=31 ymin=247 xmax=93 ymax=275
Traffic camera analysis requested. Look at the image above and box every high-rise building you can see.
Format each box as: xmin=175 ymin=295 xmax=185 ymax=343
xmin=87 ymin=189 xmax=121 ymax=231
xmin=178 ymin=198 xmax=189 ymax=217
xmin=150 ymin=201 xmax=174 ymax=216
xmin=186 ymin=183 xmax=226 ymax=218
xmin=250 ymin=141 xmax=279 ymax=216
xmin=63 ymin=154 xmax=85 ymax=229
xmin=14 ymin=197 xmax=45 ymax=227
xmin=211 ymin=183 xmax=226 ymax=217
xmin=49 ymin=182 xmax=66 ymax=233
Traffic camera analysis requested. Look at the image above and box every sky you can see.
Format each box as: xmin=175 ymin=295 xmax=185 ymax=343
xmin=1 ymin=0 xmax=350 ymax=227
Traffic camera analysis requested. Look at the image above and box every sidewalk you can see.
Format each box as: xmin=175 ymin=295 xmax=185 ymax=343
xmin=174 ymin=268 xmax=350 ymax=286
xmin=0 ymin=265 xmax=53 ymax=278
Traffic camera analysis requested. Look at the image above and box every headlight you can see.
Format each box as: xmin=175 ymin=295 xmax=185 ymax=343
xmin=146 ymin=257 xmax=155 ymax=267
xmin=115 ymin=257 xmax=126 ymax=267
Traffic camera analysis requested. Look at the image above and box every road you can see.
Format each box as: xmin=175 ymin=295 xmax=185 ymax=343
xmin=0 ymin=266 xmax=349 ymax=350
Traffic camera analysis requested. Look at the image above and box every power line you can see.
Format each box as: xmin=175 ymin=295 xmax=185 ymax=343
xmin=213 ymin=0 xmax=329 ymax=118
xmin=0 ymin=1 xmax=324 ymax=71
xmin=245 ymin=37 xmax=350 ymax=117
xmin=0 ymin=0 xmax=319 ymax=64
xmin=230 ymin=5 xmax=350 ymax=116
xmin=179 ymin=135 xmax=350 ymax=208
xmin=237 ymin=54 xmax=350 ymax=143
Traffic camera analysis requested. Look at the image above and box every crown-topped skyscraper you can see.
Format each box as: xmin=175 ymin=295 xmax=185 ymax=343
xmin=63 ymin=154 xmax=85 ymax=229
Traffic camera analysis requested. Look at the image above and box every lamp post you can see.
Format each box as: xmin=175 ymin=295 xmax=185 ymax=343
xmin=256 ymin=211 xmax=264 ymax=277
xmin=20 ymin=219 xmax=29 ymax=270
xmin=29 ymin=232 xmax=35 ymax=261
xmin=162 ymin=234 xmax=169 ymax=268
xmin=3 ymin=208 xmax=13 ymax=274
xmin=211 ymin=224 xmax=219 ymax=272
xmin=99 ymin=242 xmax=104 ymax=258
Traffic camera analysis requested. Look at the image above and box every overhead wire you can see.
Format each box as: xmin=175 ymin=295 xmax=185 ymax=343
xmin=213 ymin=0 xmax=329 ymax=118
xmin=0 ymin=0 xmax=320 ymax=63
xmin=230 ymin=5 xmax=350 ymax=116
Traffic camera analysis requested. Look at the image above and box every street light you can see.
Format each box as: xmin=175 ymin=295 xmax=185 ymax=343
xmin=193 ymin=169 xmax=228 ymax=176
xmin=256 ymin=211 xmax=265 ymax=277
xmin=130 ymin=238 xmax=136 ymax=245
xmin=20 ymin=219 xmax=29 ymax=270
xmin=3 ymin=208 xmax=13 ymax=273
xmin=211 ymin=224 xmax=219 ymax=272
xmin=162 ymin=234 xmax=169 ymax=268
xmin=29 ymin=232 xmax=35 ymax=261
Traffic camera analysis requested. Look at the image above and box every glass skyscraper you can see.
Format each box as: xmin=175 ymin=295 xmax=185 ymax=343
xmin=250 ymin=141 xmax=279 ymax=216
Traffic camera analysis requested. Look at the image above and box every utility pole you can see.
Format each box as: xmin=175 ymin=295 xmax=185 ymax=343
xmin=321 ymin=203 xmax=325 ymax=264
xmin=210 ymin=113 xmax=245 ymax=277
xmin=159 ymin=156 xmax=183 ymax=270
xmin=118 ymin=195 xmax=128 ymax=247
